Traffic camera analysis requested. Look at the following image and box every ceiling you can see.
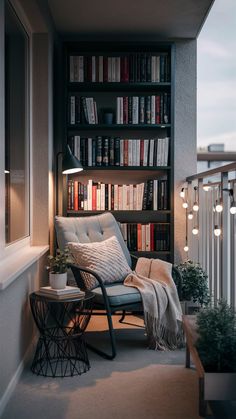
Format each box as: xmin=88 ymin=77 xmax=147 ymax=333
xmin=48 ymin=0 xmax=214 ymax=39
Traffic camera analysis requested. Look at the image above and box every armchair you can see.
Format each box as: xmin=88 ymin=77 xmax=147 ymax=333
xmin=55 ymin=213 xmax=182 ymax=360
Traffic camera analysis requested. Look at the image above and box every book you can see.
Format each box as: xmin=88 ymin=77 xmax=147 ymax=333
xmin=39 ymin=285 xmax=85 ymax=298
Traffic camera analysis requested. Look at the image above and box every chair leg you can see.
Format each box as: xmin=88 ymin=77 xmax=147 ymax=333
xmin=86 ymin=310 xmax=117 ymax=360
xmin=119 ymin=310 xmax=126 ymax=323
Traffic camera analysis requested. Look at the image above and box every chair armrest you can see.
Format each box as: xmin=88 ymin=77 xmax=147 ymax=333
xmin=68 ymin=263 xmax=112 ymax=311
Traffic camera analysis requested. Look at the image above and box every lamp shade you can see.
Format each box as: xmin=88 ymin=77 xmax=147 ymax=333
xmin=62 ymin=144 xmax=83 ymax=174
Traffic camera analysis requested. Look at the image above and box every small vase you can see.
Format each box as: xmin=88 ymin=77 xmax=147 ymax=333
xmin=49 ymin=272 xmax=67 ymax=290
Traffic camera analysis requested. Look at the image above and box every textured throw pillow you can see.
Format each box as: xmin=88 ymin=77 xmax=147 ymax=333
xmin=68 ymin=236 xmax=132 ymax=290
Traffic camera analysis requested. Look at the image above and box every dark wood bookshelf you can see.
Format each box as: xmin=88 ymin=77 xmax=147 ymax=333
xmin=63 ymin=42 xmax=174 ymax=263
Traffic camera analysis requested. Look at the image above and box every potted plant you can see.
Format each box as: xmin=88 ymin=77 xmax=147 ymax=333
xmin=47 ymin=248 xmax=71 ymax=289
xmin=196 ymin=300 xmax=236 ymax=373
xmin=176 ymin=260 xmax=210 ymax=313
xmin=183 ymin=300 xmax=236 ymax=415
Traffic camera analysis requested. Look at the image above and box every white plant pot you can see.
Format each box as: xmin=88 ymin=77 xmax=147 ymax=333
xmin=49 ymin=272 xmax=67 ymax=290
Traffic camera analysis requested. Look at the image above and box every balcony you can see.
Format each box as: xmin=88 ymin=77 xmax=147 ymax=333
xmin=181 ymin=162 xmax=236 ymax=310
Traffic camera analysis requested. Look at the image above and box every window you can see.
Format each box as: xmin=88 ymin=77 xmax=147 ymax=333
xmin=5 ymin=1 xmax=30 ymax=244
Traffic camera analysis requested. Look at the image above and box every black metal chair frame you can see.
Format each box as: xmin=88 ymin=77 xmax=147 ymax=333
xmin=69 ymin=256 xmax=183 ymax=360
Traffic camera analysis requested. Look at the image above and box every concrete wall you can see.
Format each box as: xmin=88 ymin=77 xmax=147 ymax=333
xmin=174 ymin=40 xmax=197 ymax=263
xmin=0 ymin=0 xmax=55 ymax=413
xmin=0 ymin=255 xmax=48 ymax=409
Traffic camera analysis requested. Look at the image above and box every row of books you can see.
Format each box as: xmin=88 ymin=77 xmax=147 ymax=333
xmin=67 ymin=179 xmax=168 ymax=211
xmin=69 ymin=54 xmax=170 ymax=83
xmin=120 ymin=223 xmax=170 ymax=252
xmin=68 ymin=93 xmax=170 ymax=125
xmin=116 ymin=94 xmax=170 ymax=125
xmin=68 ymin=136 xmax=170 ymax=167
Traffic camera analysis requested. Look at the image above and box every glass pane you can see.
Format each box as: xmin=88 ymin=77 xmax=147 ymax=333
xmin=5 ymin=2 xmax=29 ymax=244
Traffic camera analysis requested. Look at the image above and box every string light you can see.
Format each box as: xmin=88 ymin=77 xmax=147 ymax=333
xmin=182 ymin=201 xmax=188 ymax=209
xmin=188 ymin=211 xmax=193 ymax=220
xmin=179 ymin=188 xmax=185 ymax=198
xmin=215 ymin=199 xmax=223 ymax=213
xmin=193 ymin=202 xmax=199 ymax=212
xmin=192 ymin=227 xmax=199 ymax=235
xmin=184 ymin=245 xmax=189 ymax=252
xmin=214 ymin=225 xmax=221 ymax=237
xmin=230 ymin=200 xmax=236 ymax=215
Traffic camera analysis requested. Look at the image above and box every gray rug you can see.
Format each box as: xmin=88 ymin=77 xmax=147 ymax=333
xmin=2 ymin=314 xmax=235 ymax=419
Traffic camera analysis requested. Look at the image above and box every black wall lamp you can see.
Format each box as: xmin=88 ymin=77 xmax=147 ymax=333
xmin=56 ymin=144 xmax=83 ymax=214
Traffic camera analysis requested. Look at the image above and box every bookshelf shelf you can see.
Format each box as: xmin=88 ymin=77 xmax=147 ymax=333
xmin=63 ymin=42 xmax=174 ymax=262
xmin=68 ymin=82 xmax=171 ymax=92
xmin=80 ymin=166 xmax=171 ymax=171
xmin=68 ymin=124 xmax=171 ymax=131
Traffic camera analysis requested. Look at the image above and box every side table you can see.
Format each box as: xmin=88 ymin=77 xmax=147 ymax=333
xmin=30 ymin=291 xmax=94 ymax=377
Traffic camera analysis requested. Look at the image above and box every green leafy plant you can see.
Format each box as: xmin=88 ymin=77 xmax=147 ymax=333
xmin=176 ymin=260 xmax=210 ymax=305
xmin=196 ymin=300 xmax=236 ymax=372
xmin=47 ymin=248 xmax=71 ymax=274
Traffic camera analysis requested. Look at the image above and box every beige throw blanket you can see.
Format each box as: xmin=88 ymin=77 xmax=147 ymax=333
xmin=124 ymin=257 xmax=183 ymax=350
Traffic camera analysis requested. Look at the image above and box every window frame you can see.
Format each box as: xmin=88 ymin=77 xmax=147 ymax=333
xmin=0 ymin=0 xmax=32 ymax=260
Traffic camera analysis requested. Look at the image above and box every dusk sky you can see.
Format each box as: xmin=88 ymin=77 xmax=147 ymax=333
xmin=197 ymin=0 xmax=236 ymax=151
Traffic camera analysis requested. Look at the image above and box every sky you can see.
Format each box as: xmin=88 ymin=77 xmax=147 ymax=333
xmin=197 ymin=0 xmax=236 ymax=151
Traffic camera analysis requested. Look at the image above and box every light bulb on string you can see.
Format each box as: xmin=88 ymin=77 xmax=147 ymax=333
xmin=188 ymin=211 xmax=193 ymax=220
xmin=184 ymin=245 xmax=189 ymax=252
xmin=180 ymin=188 xmax=185 ymax=198
xmin=192 ymin=227 xmax=199 ymax=235
xmin=182 ymin=201 xmax=188 ymax=209
xmin=215 ymin=199 xmax=223 ymax=213
xmin=230 ymin=201 xmax=236 ymax=215
xmin=193 ymin=202 xmax=199 ymax=212
xmin=214 ymin=225 xmax=221 ymax=237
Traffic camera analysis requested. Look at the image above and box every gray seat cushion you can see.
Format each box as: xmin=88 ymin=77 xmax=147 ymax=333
xmin=92 ymin=283 xmax=142 ymax=307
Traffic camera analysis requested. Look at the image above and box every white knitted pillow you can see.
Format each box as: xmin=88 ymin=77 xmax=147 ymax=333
xmin=68 ymin=236 xmax=132 ymax=290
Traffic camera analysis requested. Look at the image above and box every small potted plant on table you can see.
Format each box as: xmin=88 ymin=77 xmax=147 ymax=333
xmin=47 ymin=248 xmax=71 ymax=290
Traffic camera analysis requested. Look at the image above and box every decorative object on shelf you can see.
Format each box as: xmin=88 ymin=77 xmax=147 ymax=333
xmin=102 ymin=108 xmax=114 ymax=124
xmin=47 ymin=248 xmax=72 ymax=289
xmin=176 ymin=260 xmax=210 ymax=308
xmin=196 ymin=300 xmax=236 ymax=372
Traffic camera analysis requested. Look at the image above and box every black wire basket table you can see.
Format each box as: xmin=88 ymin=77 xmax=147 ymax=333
xmin=30 ymin=291 xmax=94 ymax=378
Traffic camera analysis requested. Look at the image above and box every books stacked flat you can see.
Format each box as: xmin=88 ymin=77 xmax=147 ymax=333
xmin=38 ymin=286 xmax=85 ymax=299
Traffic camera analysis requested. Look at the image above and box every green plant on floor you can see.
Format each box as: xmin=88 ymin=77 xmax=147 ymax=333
xmin=176 ymin=260 xmax=210 ymax=306
xmin=47 ymin=248 xmax=71 ymax=274
xmin=196 ymin=300 xmax=236 ymax=372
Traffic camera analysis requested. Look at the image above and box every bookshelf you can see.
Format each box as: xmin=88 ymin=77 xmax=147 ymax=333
xmin=62 ymin=43 xmax=174 ymax=262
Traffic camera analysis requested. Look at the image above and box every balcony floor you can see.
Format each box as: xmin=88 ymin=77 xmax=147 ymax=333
xmin=2 ymin=314 xmax=235 ymax=419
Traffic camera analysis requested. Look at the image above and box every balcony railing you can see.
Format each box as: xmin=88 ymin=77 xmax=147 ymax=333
xmin=181 ymin=162 xmax=236 ymax=309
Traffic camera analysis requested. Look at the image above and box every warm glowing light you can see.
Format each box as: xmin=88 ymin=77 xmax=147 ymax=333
xmin=62 ymin=167 xmax=83 ymax=174
xmin=230 ymin=202 xmax=236 ymax=215
xmin=203 ymin=185 xmax=211 ymax=191
xmin=215 ymin=200 xmax=223 ymax=213
xmin=180 ymin=188 xmax=185 ymax=198
xmin=4 ymin=170 xmax=10 ymax=174
xmin=214 ymin=226 xmax=221 ymax=237
xmin=193 ymin=202 xmax=199 ymax=212
xmin=188 ymin=211 xmax=193 ymax=220
xmin=184 ymin=245 xmax=189 ymax=252
xmin=192 ymin=227 xmax=199 ymax=235
xmin=182 ymin=201 xmax=188 ymax=209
